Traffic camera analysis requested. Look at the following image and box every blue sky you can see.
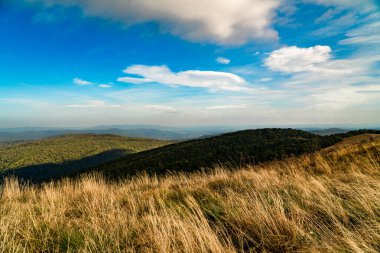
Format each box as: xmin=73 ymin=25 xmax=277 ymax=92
xmin=0 ymin=0 xmax=379 ymax=128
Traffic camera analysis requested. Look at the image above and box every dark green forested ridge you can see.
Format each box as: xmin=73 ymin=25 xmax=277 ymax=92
xmin=90 ymin=128 xmax=378 ymax=179
xmin=338 ymin=129 xmax=380 ymax=138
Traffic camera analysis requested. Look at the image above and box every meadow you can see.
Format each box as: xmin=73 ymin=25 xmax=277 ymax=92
xmin=0 ymin=136 xmax=379 ymax=252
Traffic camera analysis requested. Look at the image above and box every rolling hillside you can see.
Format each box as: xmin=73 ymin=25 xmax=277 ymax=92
xmin=323 ymin=133 xmax=380 ymax=152
xmin=1 ymin=130 xmax=379 ymax=252
xmin=0 ymin=134 xmax=172 ymax=181
xmin=2 ymin=129 xmax=379 ymax=183
xmin=90 ymin=128 xmax=345 ymax=179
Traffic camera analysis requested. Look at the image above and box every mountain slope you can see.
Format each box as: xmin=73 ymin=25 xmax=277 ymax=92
xmin=90 ymin=128 xmax=344 ymax=179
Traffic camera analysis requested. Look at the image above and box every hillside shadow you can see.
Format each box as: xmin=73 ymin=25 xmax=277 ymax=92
xmin=0 ymin=149 xmax=128 ymax=184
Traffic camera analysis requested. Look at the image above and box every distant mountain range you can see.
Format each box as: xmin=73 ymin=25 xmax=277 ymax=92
xmin=0 ymin=128 xmax=214 ymax=142
xmin=308 ymin=128 xmax=349 ymax=135
xmin=0 ymin=125 xmax=238 ymax=142
xmin=1 ymin=125 xmax=379 ymax=142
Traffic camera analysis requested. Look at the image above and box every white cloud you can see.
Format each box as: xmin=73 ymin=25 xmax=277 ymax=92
xmin=73 ymin=78 xmax=93 ymax=86
xmin=258 ymin=39 xmax=380 ymax=111
xmin=117 ymin=65 xmax=249 ymax=92
xmin=33 ymin=0 xmax=281 ymax=45
xmin=144 ymin=105 xmax=176 ymax=113
xmin=207 ymin=105 xmax=246 ymax=110
xmin=67 ymin=100 xmax=121 ymax=108
xmin=260 ymin=78 xmax=272 ymax=82
xmin=265 ymin=45 xmax=332 ymax=73
xmin=99 ymin=84 xmax=112 ymax=88
xmin=216 ymin=57 xmax=231 ymax=65
xmin=26 ymin=0 xmax=380 ymax=46
xmin=265 ymin=44 xmax=380 ymax=81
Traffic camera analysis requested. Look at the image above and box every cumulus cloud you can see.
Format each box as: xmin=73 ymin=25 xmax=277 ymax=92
xmin=27 ymin=0 xmax=379 ymax=46
xmin=117 ymin=65 xmax=249 ymax=91
xmin=265 ymin=45 xmax=332 ymax=73
xmin=216 ymin=57 xmax=231 ymax=65
xmin=73 ymin=78 xmax=93 ymax=86
xmin=32 ymin=0 xmax=281 ymax=45
xmin=265 ymin=44 xmax=380 ymax=80
xmin=67 ymin=100 xmax=120 ymax=108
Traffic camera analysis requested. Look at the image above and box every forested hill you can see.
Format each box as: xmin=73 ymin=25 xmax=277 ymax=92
xmin=91 ymin=128 xmax=353 ymax=179
xmin=0 ymin=134 xmax=172 ymax=172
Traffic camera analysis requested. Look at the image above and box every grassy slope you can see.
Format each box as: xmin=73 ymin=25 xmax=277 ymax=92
xmin=323 ymin=133 xmax=380 ymax=152
xmin=0 ymin=134 xmax=172 ymax=171
xmin=0 ymin=136 xmax=379 ymax=252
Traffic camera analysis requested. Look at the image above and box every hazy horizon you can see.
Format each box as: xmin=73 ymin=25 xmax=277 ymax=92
xmin=0 ymin=123 xmax=379 ymax=132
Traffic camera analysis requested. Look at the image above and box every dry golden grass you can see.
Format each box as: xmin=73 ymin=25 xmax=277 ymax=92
xmin=0 ymin=139 xmax=379 ymax=252
xmin=323 ymin=133 xmax=380 ymax=152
